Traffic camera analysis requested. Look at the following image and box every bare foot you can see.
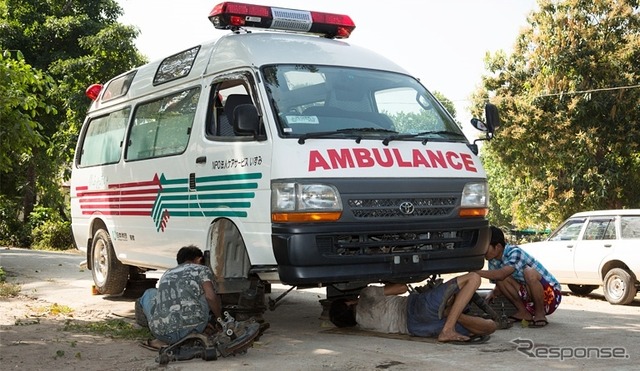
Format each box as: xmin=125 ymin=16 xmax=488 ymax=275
xmin=437 ymin=329 xmax=470 ymax=343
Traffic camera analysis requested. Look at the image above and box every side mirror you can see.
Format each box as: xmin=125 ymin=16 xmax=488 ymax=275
xmin=233 ymin=104 xmax=262 ymax=138
xmin=470 ymin=103 xmax=500 ymax=142
xmin=484 ymin=103 xmax=500 ymax=133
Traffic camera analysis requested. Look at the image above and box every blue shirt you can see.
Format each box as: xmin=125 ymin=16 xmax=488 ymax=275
xmin=488 ymin=244 xmax=561 ymax=291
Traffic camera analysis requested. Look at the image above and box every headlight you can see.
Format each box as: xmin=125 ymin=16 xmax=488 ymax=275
xmin=460 ymin=182 xmax=489 ymax=217
xmin=272 ymin=182 xmax=342 ymax=222
xmin=298 ymin=184 xmax=341 ymax=210
xmin=272 ymin=182 xmax=297 ymax=211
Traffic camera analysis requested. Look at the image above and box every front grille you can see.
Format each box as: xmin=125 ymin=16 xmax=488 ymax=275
xmin=348 ymin=197 xmax=457 ymax=219
xmin=317 ymin=229 xmax=477 ymax=256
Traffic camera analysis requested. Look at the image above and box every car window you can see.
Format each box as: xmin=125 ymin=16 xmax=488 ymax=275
xmin=603 ymin=220 xmax=617 ymax=239
xmin=77 ymin=107 xmax=130 ymax=167
xmin=549 ymin=218 xmax=585 ymax=241
xmin=583 ymin=219 xmax=616 ymax=240
xmin=127 ymin=87 xmax=200 ymax=160
xmin=621 ymin=216 xmax=640 ymax=239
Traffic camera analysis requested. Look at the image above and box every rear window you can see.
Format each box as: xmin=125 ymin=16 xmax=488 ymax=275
xmin=77 ymin=108 xmax=130 ymax=167
xmin=621 ymin=216 xmax=640 ymax=239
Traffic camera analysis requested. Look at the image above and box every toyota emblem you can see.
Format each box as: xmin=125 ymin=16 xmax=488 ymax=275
xmin=399 ymin=201 xmax=415 ymax=215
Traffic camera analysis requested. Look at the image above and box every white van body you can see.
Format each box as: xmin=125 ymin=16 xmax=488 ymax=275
xmin=71 ymin=3 xmax=492 ymax=313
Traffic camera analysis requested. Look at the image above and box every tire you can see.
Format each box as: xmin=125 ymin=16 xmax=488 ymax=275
xmin=603 ymin=268 xmax=637 ymax=305
xmin=91 ymin=229 xmax=129 ymax=295
xmin=568 ymin=284 xmax=598 ymax=296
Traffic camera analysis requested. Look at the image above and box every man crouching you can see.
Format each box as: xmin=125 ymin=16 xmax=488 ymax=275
xmin=329 ymin=272 xmax=496 ymax=343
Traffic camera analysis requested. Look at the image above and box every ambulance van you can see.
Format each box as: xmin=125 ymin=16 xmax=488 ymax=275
xmin=71 ymin=2 xmax=498 ymax=314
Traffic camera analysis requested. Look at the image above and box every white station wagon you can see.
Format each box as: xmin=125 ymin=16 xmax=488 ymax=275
xmin=520 ymin=209 xmax=640 ymax=305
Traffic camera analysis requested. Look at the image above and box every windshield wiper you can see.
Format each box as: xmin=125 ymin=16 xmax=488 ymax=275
xmin=298 ymin=127 xmax=397 ymax=144
xmin=382 ymin=130 xmax=467 ymax=146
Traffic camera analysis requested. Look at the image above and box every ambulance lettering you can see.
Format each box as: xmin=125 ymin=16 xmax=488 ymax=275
xmin=308 ymin=148 xmax=478 ymax=172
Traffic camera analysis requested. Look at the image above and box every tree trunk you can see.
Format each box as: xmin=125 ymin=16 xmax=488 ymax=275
xmin=22 ymin=160 xmax=37 ymax=223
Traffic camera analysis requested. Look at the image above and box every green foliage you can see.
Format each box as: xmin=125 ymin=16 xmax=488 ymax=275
xmin=28 ymin=206 xmax=73 ymax=250
xmin=0 ymin=196 xmax=31 ymax=247
xmin=476 ymin=0 xmax=640 ymax=229
xmin=28 ymin=206 xmax=59 ymax=229
xmin=64 ymin=318 xmax=152 ymax=340
xmin=0 ymin=51 xmax=53 ymax=172
xmin=0 ymin=0 xmax=148 ymax=244
xmin=31 ymin=220 xmax=74 ymax=251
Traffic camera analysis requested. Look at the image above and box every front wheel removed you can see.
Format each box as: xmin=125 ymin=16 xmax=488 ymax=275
xmin=156 ymin=314 xmax=261 ymax=365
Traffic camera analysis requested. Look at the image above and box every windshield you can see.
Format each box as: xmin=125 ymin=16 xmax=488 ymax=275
xmin=262 ymin=65 xmax=464 ymax=141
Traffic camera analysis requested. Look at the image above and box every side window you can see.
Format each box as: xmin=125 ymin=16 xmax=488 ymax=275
xmin=621 ymin=216 xmax=640 ymax=239
xmin=77 ymin=107 xmax=130 ymax=167
xmin=102 ymin=71 xmax=136 ymax=102
xmin=549 ymin=218 xmax=585 ymax=241
xmin=127 ymin=87 xmax=200 ymax=160
xmin=207 ymin=81 xmax=253 ymax=138
xmin=583 ymin=219 xmax=616 ymax=240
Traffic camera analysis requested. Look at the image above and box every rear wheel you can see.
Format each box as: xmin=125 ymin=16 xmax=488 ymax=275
xmin=567 ymin=284 xmax=598 ymax=296
xmin=91 ymin=229 xmax=129 ymax=295
xmin=603 ymin=268 xmax=637 ymax=305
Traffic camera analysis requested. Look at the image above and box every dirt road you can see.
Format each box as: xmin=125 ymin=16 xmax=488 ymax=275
xmin=1 ymin=247 xmax=639 ymax=370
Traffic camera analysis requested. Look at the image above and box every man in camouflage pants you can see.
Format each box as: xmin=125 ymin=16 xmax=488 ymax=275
xmin=139 ymin=245 xmax=223 ymax=349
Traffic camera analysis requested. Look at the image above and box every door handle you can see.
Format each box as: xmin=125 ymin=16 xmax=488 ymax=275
xmin=196 ymin=156 xmax=206 ymax=164
xmin=604 ymin=244 xmax=612 ymax=248
xmin=566 ymin=245 xmax=574 ymax=249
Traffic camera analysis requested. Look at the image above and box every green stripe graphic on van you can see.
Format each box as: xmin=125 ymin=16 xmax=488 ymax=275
xmin=152 ymin=172 xmax=262 ymax=231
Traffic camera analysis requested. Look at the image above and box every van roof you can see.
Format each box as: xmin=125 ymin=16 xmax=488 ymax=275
xmin=89 ymin=31 xmax=409 ymax=112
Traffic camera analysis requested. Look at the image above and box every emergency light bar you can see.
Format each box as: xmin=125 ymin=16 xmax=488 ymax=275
xmin=208 ymin=2 xmax=355 ymax=39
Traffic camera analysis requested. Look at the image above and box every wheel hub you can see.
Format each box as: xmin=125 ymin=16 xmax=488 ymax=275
xmin=609 ymin=276 xmax=625 ymax=299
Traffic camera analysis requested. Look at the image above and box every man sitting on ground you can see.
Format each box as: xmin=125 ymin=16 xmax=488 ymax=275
xmin=475 ymin=226 xmax=561 ymax=328
xmin=329 ymin=272 xmax=496 ymax=343
xmin=138 ymin=245 xmax=222 ymax=349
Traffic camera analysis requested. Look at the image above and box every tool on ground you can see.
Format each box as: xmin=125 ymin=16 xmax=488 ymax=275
xmin=156 ymin=312 xmax=261 ymax=365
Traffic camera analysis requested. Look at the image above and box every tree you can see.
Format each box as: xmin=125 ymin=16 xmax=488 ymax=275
xmin=475 ymin=0 xmax=640 ymax=229
xmin=0 ymin=0 xmax=146 ymax=242
xmin=0 ymin=51 xmax=54 ymax=172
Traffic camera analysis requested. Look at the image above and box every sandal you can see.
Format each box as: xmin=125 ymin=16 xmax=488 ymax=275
xmin=138 ymin=338 xmax=163 ymax=351
xmin=528 ymin=319 xmax=549 ymax=328
xmin=445 ymin=334 xmax=490 ymax=345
